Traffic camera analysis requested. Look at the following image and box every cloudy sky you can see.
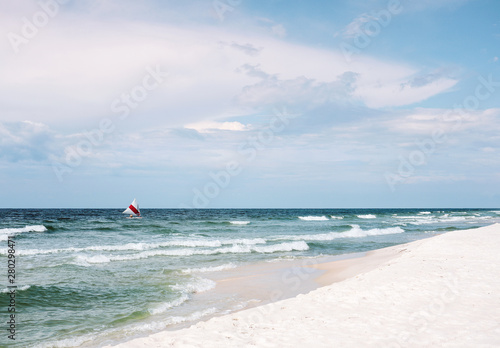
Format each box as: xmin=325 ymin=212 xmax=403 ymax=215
xmin=1 ymin=0 xmax=499 ymax=208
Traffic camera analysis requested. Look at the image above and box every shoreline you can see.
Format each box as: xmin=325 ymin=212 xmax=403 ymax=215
xmin=103 ymin=223 xmax=500 ymax=347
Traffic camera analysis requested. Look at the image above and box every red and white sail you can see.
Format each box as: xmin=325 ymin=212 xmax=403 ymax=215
xmin=123 ymin=198 xmax=141 ymax=217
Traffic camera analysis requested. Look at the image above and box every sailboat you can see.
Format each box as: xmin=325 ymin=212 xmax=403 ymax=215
xmin=123 ymin=198 xmax=141 ymax=218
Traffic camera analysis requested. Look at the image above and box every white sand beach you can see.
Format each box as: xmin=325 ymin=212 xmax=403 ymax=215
xmin=104 ymin=224 xmax=500 ymax=347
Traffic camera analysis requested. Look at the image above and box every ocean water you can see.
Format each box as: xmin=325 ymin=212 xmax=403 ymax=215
xmin=1 ymin=208 xmax=499 ymax=347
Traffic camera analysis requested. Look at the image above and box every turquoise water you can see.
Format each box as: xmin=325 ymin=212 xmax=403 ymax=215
xmin=1 ymin=208 xmax=499 ymax=347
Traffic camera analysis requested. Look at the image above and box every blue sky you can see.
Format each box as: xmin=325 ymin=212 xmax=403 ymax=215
xmin=1 ymin=0 xmax=499 ymax=208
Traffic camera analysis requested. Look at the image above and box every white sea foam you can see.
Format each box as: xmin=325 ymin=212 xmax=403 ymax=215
xmin=298 ymin=216 xmax=329 ymax=221
xmin=438 ymin=216 xmax=468 ymax=222
xmin=230 ymin=221 xmax=250 ymax=225
xmin=0 ymin=225 xmax=47 ymax=241
xmin=81 ymin=241 xmax=310 ymax=263
xmin=418 ymin=211 xmax=431 ymax=215
xmin=221 ymin=238 xmax=267 ymax=245
xmin=330 ymin=215 xmax=344 ymax=219
xmin=18 ymin=243 xmax=162 ymax=256
xmin=17 ymin=238 xmax=268 ymax=256
xmin=395 ymin=215 xmax=435 ymax=225
xmin=166 ymin=307 xmax=218 ymax=325
xmin=182 ymin=263 xmax=237 ymax=274
xmin=125 ymin=307 xmax=218 ymax=335
xmin=74 ymin=254 xmax=111 ymax=266
xmin=253 ymin=241 xmax=309 ymax=253
xmin=1 ymin=285 xmax=30 ymax=293
xmin=357 ymin=214 xmax=376 ymax=219
xmin=171 ymin=277 xmax=216 ymax=294
xmin=288 ymin=225 xmax=404 ymax=241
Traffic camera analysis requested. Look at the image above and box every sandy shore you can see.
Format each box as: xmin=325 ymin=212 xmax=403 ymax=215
xmin=104 ymin=224 xmax=500 ymax=347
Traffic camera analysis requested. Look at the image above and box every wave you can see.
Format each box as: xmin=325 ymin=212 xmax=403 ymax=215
xmin=71 ymin=241 xmax=310 ymax=264
xmin=330 ymin=215 xmax=344 ymax=219
xmin=357 ymin=214 xmax=376 ymax=219
xmin=394 ymin=215 xmax=435 ymax=225
xmin=148 ymin=294 xmax=189 ymax=315
xmin=182 ymin=263 xmax=237 ymax=274
xmin=418 ymin=211 xmax=431 ymax=215
xmin=288 ymin=225 xmax=404 ymax=241
xmin=298 ymin=216 xmax=328 ymax=221
xmin=396 ymin=215 xmax=431 ymax=219
xmin=438 ymin=216 xmax=468 ymax=222
xmin=16 ymin=238 xmax=269 ymax=256
xmin=1 ymin=285 xmax=30 ymax=293
xmin=0 ymin=225 xmax=47 ymax=241
xmin=408 ymin=213 xmax=484 ymax=224
xmin=230 ymin=221 xmax=250 ymax=225
xmin=124 ymin=307 xmax=218 ymax=335
xmin=170 ymin=277 xmax=216 ymax=294
xmin=197 ymin=220 xmax=251 ymax=225
xmin=224 ymin=238 xmax=267 ymax=245
xmin=253 ymin=241 xmax=309 ymax=253
xmin=73 ymin=254 xmax=111 ymax=266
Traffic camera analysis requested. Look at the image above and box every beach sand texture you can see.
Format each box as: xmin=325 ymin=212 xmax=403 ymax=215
xmin=104 ymin=224 xmax=500 ymax=348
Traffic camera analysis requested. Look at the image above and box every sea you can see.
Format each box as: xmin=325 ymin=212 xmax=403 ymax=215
xmin=1 ymin=208 xmax=499 ymax=347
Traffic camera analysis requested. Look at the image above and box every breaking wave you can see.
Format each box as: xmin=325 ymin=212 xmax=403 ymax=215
xmin=0 ymin=225 xmax=47 ymax=241
xmin=182 ymin=263 xmax=237 ymax=274
xmin=70 ymin=241 xmax=310 ymax=264
xmin=17 ymin=238 xmax=268 ymax=256
xmin=288 ymin=225 xmax=404 ymax=241
xmin=1 ymin=285 xmax=30 ymax=293
xmin=298 ymin=216 xmax=328 ymax=221
xmin=357 ymin=214 xmax=376 ymax=219
xmin=230 ymin=221 xmax=250 ymax=225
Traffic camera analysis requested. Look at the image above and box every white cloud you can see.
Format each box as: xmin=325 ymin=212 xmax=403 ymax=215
xmin=381 ymin=108 xmax=500 ymax=136
xmin=0 ymin=2 xmax=459 ymax=136
xmin=184 ymin=121 xmax=250 ymax=133
xmin=0 ymin=0 xmax=465 ymax=180
xmin=354 ymin=75 xmax=457 ymax=108
xmin=0 ymin=121 xmax=57 ymax=162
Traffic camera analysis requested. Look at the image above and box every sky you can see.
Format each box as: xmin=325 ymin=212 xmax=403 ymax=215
xmin=1 ymin=0 xmax=499 ymax=208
